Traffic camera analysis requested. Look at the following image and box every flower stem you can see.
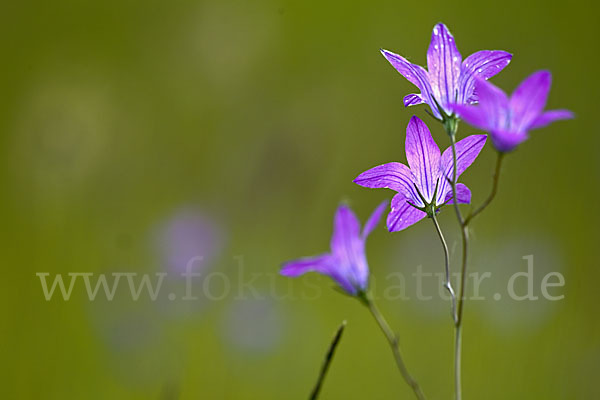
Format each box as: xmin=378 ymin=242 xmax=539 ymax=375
xmin=430 ymin=212 xmax=457 ymax=324
xmin=449 ymin=132 xmax=467 ymax=400
xmin=464 ymin=152 xmax=504 ymax=226
xmin=364 ymin=295 xmax=426 ymax=400
xmin=447 ymin=124 xmax=506 ymax=400
xmin=449 ymin=134 xmax=466 ymax=227
xmin=309 ymin=321 xmax=347 ymax=400
xmin=454 ymin=323 xmax=463 ymax=400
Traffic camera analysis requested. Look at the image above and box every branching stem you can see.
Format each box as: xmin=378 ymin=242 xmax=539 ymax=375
xmin=449 ymin=134 xmax=467 ymax=400
xmin=430 ymin=212 xmax=457 ymax=324
xmin=447 ymin=124 xmax=506 ymax=400
xmin=464 ymin=152 xmax=504 ymax=226
xmin=363 ymin=294 xmax=426 ymax=400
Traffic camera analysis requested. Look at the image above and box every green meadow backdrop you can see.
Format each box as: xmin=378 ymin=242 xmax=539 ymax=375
xmin=1 ymin=0 xmax=598 ymax=398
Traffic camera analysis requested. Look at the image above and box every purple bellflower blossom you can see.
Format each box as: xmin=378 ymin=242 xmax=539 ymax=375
xmin=354 ymin=116 xmax=486 ymax=232
xmin=280 ymin=201 xmax=388 ymax=296
xmin=451 ymin=70 xmax=574 ymax=152
xmin=381 ymin=23 xmax=512 ymax=122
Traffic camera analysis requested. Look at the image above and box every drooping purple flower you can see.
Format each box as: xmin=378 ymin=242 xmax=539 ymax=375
xmin=451 ymin=70 xmax=574 ymax=152
xmin=280 ymin=201 xmax=388 ymax=295
xmin=354 ymin=116 xmax=486 ymax=232
xmin=381 ymin=23 xmax=512 ymax=120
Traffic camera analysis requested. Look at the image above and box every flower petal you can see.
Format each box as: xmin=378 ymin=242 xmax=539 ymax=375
xmin=387 ymin=194 xmax=427 ymax=232
xmin=281 ymin=254 xmax=332 ymax=277
xmin=457 ymin=50 xmax=512 ymax=104
xmin=330 ymin=205 xmax=368 ymax=292
xmin=281 ymin=253 xmax=358 ymax=295
xmin=405 ymin=116 xmax=440 ymax=204
xmin=437 ymin=134 xmax=487 ymax=204
xmin=361 ymin=200 xmax=389 ymax=239
xmin=490 ymin=129 xmax=528 ymax=153
xmin=529 ymin=109 xmax=574 ymax=130
xmin=380 ymin=49 xmax=439 ymax=118
xmin=472 ymin=77 xmax=510 ymax=130
xmin=443 ymin=183 xmax=471 ymax=204
xmin=509 ymin=70 xmax=552 ymax=132
xmin=440 ymin=134 xmax=487 ymax=179
xmin=404 ymin=93 xmax=424 ymax=106
xmin=353 ymin=162 xmax=423 ymax=206
xmin=427 ymin=23 xmax=462 ymax=112
xmin=330 ymin=204 xmax=360 ymax=253
xmin=451 ymin=103 xmax=492 ymax=131
xmin=326 ymin=266 xmax=364 ymax=295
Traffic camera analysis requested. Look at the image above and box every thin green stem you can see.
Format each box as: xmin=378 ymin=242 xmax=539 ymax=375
xmin=454 ymin=221 xmax=469 ymax=326
xmin=457 ymin=151 xmax=505 ymax=326
xmin=449 ymin=134 xmax=466 ymax=227
xmin=446 ymin=121 xmax=506 ymax=400
xmin=454 ymin=324 xmax=462 ymax=400
xmin=309 ymin=321 xmax=347 ymax=400
xmin=464 ymin=152 xmax=504 ymax=226
xmin=364 ymin=295 xmax=426 ymax=400
xmin=430 ymin=212 xmax=457 ymax=324
xmin=449 ymin=131 xmax=467 ymax=400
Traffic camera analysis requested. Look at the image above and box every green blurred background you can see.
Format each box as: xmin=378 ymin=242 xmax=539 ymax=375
xmin=1 ymin=0 xmax=598 ymax=398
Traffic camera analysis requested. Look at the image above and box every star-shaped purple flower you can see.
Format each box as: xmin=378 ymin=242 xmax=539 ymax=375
xmin=381 ymin=23 xmax=512 ymax=120
xmin=354 ymin=116 xmax=486 ymax=232
xmin=451 ymin=70 xmax=574 ymax=152
xmin=280 ymin=202 xmax=387 ymax=295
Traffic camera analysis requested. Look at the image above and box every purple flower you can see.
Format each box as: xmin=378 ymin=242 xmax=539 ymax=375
xmin=354 ymin=116 xmax=486 ymax=232
xmin=451 ymin=70 xmax=574 ymax=152
xmin=280 ymin=202 xmax=388 ymax=295
xmin=381 ymin=23 xmax=512 ymax=120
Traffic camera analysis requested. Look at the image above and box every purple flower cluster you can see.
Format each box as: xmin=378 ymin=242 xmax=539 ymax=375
xmin=281 ymin=23 xmax=572 ymax=296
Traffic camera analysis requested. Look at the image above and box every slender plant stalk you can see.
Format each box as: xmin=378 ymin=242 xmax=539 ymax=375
xmin=449 ymin=133 xmax=467 ymax=400
xmin=309 ymin=321 xmax=347 ymax=400
xmin=454 ymin=322 xmax=463 ymax=400
xmin=464 ymin=152 xmax=504 ymax=226
xmin=364 ymin=295 xmax=426 ymax=400
xmin=447 ymin=124 xmax=506 ymax=400
xmin=430 ymin=212 xmax=457 ymax=324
